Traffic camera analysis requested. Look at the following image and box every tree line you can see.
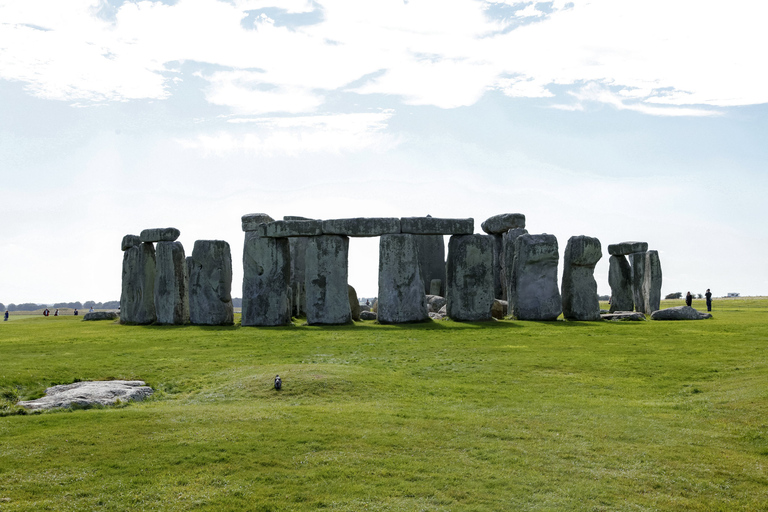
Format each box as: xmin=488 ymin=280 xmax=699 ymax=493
xmin=0 ymin=301 xmax=120 ymax=312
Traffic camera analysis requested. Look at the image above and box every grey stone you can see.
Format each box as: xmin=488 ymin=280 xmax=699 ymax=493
xmin=120 ymin=242 xmax=156 ymax=325
xmin=241 ymin=213 xmax=275 ymax=232
xmin=438 ymin=304 xmax=447 ymax=315
xmin=259 ymin=220 xmax=323 ymax=238
xmin=429 ymin=279 xmax=442 ymax=296
xmin=446 ymin=234 xmax=494 ymax=321
xmin=428 ymin=311 xmax=445 ymax=320
xmin=288 ymin=236 xmax=310 ymax=317
xmin=360 ymin=311 xmax=377 ymax=320
xmin=349 ymin=285 xmax=361 ymax=321
xmin=83 ymin=311 xmax=118 ymax=321
xmin=283 ymin=216 xmax=313 ymax=221
xmin=651 ymin=306 xmax=712 ymax=320
xmin=154 ymin=241 xmax=189 ymax=325
xmin=508 ymin=234 xmax=562 ymax=321
xmin=400 ymin=217 xmax=474 ymax=235
xmin=371 ymin=298 xmax=378 ymax=313
xmin=17 ymin=380 xmax=153 ymax=411
xmin=305 ymin=235 xmax=352 ymax=325
xmin=644 ymin=250 xmax=662 ymax=314
xmin=426 ymin=294 xmax=447 ymax=313
xmin=601 ymin=311 xmax=646 ymax=321
xmin=322 ymin=218 xmax=400 ymax=237
xmin=360 ymin=305 xmax=371 ymax=313
xmin=121 ymin=234 xmax=141 ymax=251
xmin=377 ymin=234 xmax=428 ymax=324
xmin=502 ymin=228 xmax=528 ymax=304
xmin=188 ymin=240 xmax=234 ymax=325
xmin=608 ymin=241 xmax=648 ymax=256
xmin=241 ymin=231 xmax=291 ymax=326
xmin=490 ymin=234 xmax=505 ymax=299
xmin=608 ymin=255 xmax=633 ymax=313
xmin=561 ymin=235 xmax=602 ymax=321
xmin=139 ymin=227 xmax=180 ymax=243
xmin=491 ymin=299 xmax=508 ymax=319
xmin=415 ymin=234 xmax=446 ymax=296
xmin=629 ymin=251 xmax=647 ymax=313
xmin=481 ymin=213 xmax=526 ymax=234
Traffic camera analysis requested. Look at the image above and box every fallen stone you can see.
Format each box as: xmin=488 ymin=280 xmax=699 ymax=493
xmin=629 ymin=251 xmax=647 ymax=313
xmin=241 ymin=213 xmax=275 ymax=232
xmin=608 ymin=241 xmax=648 ymax=256
xmin=508 ymin=234 xmax=562 ymax=321
xmin=446 ymin=234 xmax=494 ymax=321
xmin=481 ymin=213 xmax=525 ymax=234
xmin=438 ymin=304 xmax=447 ymax=315
xmin=651 ymin=306 xmax=712 ymax=320
xmin=608 ymin=255 xmax=633 ymax=312
xmin=491 ymin=299 xmax=508 ymax=319
xmin=426 ymin=294 xmax=447 ymax=313
xmin=241 ymin=231 xmax=291 ymax=326
xmin=17 ymin=380 xmax=153 ymax=411
xmin=322 ymin=218 xmax=400 ymax=237
xmin=601 ymin=311 xmax=645 ymax=321
xmin=259 ymin=220 xmax=323 ymax=238
xmin=349 ymin=284 xmax=361 ymax=321
xmin=121 ymin=234 xmax=141 ymax=251
xmin=139 ymin=227 xmax=180 ymax=243
xmin=561 ymin=235 xmax=603 ymax=321
xmin=400 ymin=217 xmax=474 ymax=235
xmin=188 ymin=240 xmax=234 ymax=326
xmin=377 ymin=234 xmax=428 ymax=324
xmin=83 ymin=311 xmax=118 ymax=321
xmin=305 ymin=235 xmax=352 ymax=325
xmin=360 ymin=305 xmax=370 ymax=313
xmin=120 ymin=242 xmax=156 ymax=325
xmin=644 ymin=250 xmax=662 ymax=314
xmin=360 ymin=311 xmax=377 ymax=320
xmin=414 ymin=233 xmax=446 ymax=296
xmin=429 ymin=311 xmax=446 ymax=320
xmin=154 ymin=241 xmax=189 ymax=325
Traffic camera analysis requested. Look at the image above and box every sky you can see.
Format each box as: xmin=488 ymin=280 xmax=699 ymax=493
xmin=1 ymin=0 xmax=767 ymax=305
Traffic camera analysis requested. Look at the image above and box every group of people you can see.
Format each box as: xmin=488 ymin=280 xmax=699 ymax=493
xmin=685 ymin=289 xmax=713 ymax=312
xmin=41 ymin=306 xmax=95 ymax=317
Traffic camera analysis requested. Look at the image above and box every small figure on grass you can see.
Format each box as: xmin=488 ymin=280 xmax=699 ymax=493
xmin=685 ymin=291 xmax=693 ymax=307
xmin=274 ymin=375 xmax=282 ymax=391
xmin=705 ymin=289 xmax=712 ymax=312
xmin=4 ymin=310 xmax=8 ymax=321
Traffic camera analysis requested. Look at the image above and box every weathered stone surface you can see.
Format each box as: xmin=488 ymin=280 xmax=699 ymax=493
xmin=415 ymin=234 xmax=446 ymax=296
xmin=305 ymin=235 xmax=351 ymax=325
xmin=400 ymin=217 xmax=474 ymax=235
xmin=371 ymin=298 xmax=378 ymax=313
xmin=121 ymin=234 xmax=141 ymax=251
xmin=481 ymin=213 xmax=526 ymax=234
xmin=561 ymin=235 xmax=602 ymax=321
xmin=348 ymin=285 xmax=361 ymax=321
xmin=120 ymin=242 xmax=156 ymax=325
xmin=377 ymin=234 xmax=428 ymax=324
xmin=508 ymin=234 xmax=562 ymax=321
xmin=288 ymin=236 xmax=310 ymax=317
xmin=601 ymin=311 xmax=645 ymax=321
xmin=241 ymin=213 xmax=275 ymax=232
xmin=17 ymin=381 xmax=153 ymax=411
xmin=502 ymin=228 xmax=528 ymax=304
xmin=322 ymin=218 xmax=400 ymax=237
xmin=644 ymin=250 xmax=662 ymax=314
xmin=491 ymin=299 xmax=508 ymax=319
xmin=490 ymin=234 xmax=505 ymax=299
xmin=154 ymin=241 xmax=189 ymax=325
xmin=651 ymin=306 xmax=712 ymax=320
xmin=241 ymin=232 xmax=291 ymax=326
xmin=360 ymin=311 xmax=377 ymax=320
xmin=429 ymin=279 xmax=442 ymax=296
xmin=608 ymin=255 xmax=633 ymax=313
xmin=446 ymin=234 xmax=494 ymax=321
xmin=608 ymin=241 xmax=648 ymax=256
xmin=438 ymin=304 xmax=447 ymax=316
xmin=426 ymin=294 xmax=447 ymax=313
xmin=139 ymin=227 xmax=180 ymax=243
xmin=629 ymin=251 xmax=647 ymax=313
xmin=83 ymin=311 xmax=118 ymax=321
xmin=259 ymin=220 xmax=323 ymax=238
xmin=188 ymin=240 xmax=234 ymax=326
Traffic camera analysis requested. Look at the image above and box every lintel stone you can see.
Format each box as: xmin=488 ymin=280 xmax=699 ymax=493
xmin=608 ymin=241 xmax=648 ymax=256
xmin=400 ymin=217 xmax=473 ymax=235
xmin=259 ymin=219 xmax=323 ymax=238
xmin=139 ymin=227 xmax=180 ymax=243
xmin=241 ymin=213 xmax=275 ymax=232
xmin=481 ymin=213 xmax=525 ymax=234
xmin=121 ymin=234 xmax=141 ymax=251
xmin=322 ymin=217 xmax=400 ymax=237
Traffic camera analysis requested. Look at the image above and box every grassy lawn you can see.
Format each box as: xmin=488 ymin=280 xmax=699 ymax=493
xmin=1 ymin=298 xmax=767 ymax=511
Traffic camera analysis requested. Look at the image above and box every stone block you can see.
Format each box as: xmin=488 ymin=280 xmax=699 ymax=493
xmin=481 ymin=213 xmax=525 ymax=234
xmin=154 ymin=241 xmax=189 ymax=325
xmin=241 ymin=213 xmax=275 ymax=232
xmin=259 ymin=220 xmax=323 ymax=238
xmin=188 ymin=240 xmax=234 ymax=325
xmin=426 ymin=294 xmax=447 ymax=313
xmin=305 ymin=235 xmax=352 ymax=325
xmin=349 ymin=284 xmax=361 ymax=321
xmin=502 ymin=228 xmax=528 ymax=304
xmin=377 ymin=234 xmax=429 ymax=324
xmin=508 ymin=234 xmax=562 ymax=321
xmin=608 ymin=241 xmax=648 ymax=256
xmin=414 ymin=234 xmax=446 ymax=296
xmin=83 ymin=311 xmax=118 ymax=321
xmin=629 ymin=251 xmax=647 ymax=313
xmin=608 ymin=255 xmax=633 ymax=312
xmin=429 ymin=279 xmax=442 ymax=296
xmin=139 ymin=227 xmax=180 ymax=243
xmin=322 ymin=217 xmax=400 ymax=237
xmin=561 ymin=235 xmax=602 ymax=321
xmin=644 ymin=250 xmax=662 ymax=313
xmin=491 ymin=299 xmax=508 ymax=319
xmin=241 ymin=231 xmax=291 ymax=326
xmin=651 ymin=305 xmax=712 ymax=320
xmin=121 ymin=234 xmax=141 ymax=251
xmin=120 ymin=242 xmax=156 ymax=325
xmin=400 ymin=217 xmax=474 ymax=235
xmin=446 ymin=234 xmax=494 ymax=321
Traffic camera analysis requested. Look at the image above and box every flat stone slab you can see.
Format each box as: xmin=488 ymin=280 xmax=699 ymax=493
xmin=140 ymin=228 xmax=180 ymax=243
xmin=608 ymin=241 xmax=648 ymax=256
xmin=83 ymin=311 xmax=118 ymax=321
xmin=601 ymin=311 xmax=646 ymax=321
xmin=400 ymin=217 xmax=474 ymax=235
xmin=17 ymin=380 xmax=153 ymax=411
xmin=360 ymin=311 xmax=377 ymax=320
xmin=241 ymin=213 xmax=275 ymax=232
xmin=651 ymin=306 xmax=712 ymax=320
xmin=121 ymin=234 xmax=141 ymax=251
xmin=481 ymin=213 xmax=525 ymax=234
xmin=322 ymin=218 xmax=401 ymax=237
xmin=259 ymin=220 xmax=323 ymax=238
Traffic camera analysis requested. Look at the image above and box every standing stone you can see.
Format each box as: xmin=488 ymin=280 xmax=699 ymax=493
xmin=608 ymin=255 xmax=633 ymax=312
xmin=490 ymin=234 xmax=505 ymax=299
xmin=285 ymin=216 xmax=312 ymax=317
xmin=120 ymin=242 xmax=156 ymax=324
xmin=644 ymin=250 xmax=662 ymax=314
xmin=503 ymin=228 xmax=529 ymax=305
xmin=414 ymin=233 xmax=446 ymax=296
xmin=561 ymin=235 xmax=602 ymax=321
xmin=348 ymin=285 xmax=361 ymax=321
xmin=241 ymin=213 xmax=274 ymax=232
xmin=154 ymin=241 xmax=189 ymax=325
xmin=188 ymin=240 xmax=234 ymax=326
xmin=446 ymin=234 xmax=494 ymax=321
xmin=509 ymin=234 xmax=561 ymax=321
xmin=608 ymin=241 xmax=649 ymax=256
xmin=629 ymin=251 xmax=647 ymax=313
xmin=121 ymin=235 xmax=141 ymax=251
xmin=305 ymin=235 xmax=351 ymax=325
xmin=241 ymin=231 xmax=291 ymax=326
xmin=378 ymin=234 xmax=428 ymax=324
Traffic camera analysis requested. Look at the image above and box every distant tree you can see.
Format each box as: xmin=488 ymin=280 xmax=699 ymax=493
xmin=232 ymin=297 xmax=243 ymax=307
xmin=83 ymin=301 xmax=97 ymax=309
xmin=598 ymin=295 xmax=610 ymax=301
xmin=101 ymin=301 xmax=120 ymax=309
xmin=0 ymin=303 xmax=5 ymax=312
xmin=665 ymin=292 xmax=682 ymax=299
xmin=696 ymin=294 xmax=703 ymax=299
xmin=7 ymin=303 xmax=16 ymax=311
xmin=13 ymin=303 xmax=43 ymax=311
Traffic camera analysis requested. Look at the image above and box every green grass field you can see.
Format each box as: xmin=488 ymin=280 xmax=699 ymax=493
xmin=1 ymin=298 xmax=767 ymax=511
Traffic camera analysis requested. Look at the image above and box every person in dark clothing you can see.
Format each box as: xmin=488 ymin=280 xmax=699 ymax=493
xmin=4 ymin=310 xmax=8 ymax=321
xmin=685 ymin=291 xmax=693 ymax=307
xmin=705 ymin=289 xmax=712 ymax=312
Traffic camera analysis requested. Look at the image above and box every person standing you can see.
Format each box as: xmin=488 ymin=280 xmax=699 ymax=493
xmin=685 ymin=291 xmax=693 ymax=307
xmin=54 ymin=309 xmax=59 ymax=316
xmin=4 ymin=310 xmax=8 ymax=321
xmin=705 ymin=289 xmax=712 ymax=312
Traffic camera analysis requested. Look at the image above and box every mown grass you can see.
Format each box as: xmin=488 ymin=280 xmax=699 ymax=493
xmin=1 ymin=299 xmax=767 ymax=511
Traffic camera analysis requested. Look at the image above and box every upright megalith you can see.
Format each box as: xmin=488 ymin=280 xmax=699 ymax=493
xmin=120 ymin=240 xmax=156 ymax=324
xmin=154 ymin=241 xmax=189 ymax=325
xmin=503 ymin=228 xmax=528 ymax=304
xmin=284 ymin=216 xmax=312 ymax=317
xmin=629 ymin=251 xmax=647 ymax=313
xmin=378 ymin=234 xmax=428 ymax=324
xmin=561 ymin=235 xmax=602 ymax=321
xmin=482 ymin=213 xmax=526 ymax=301
xmin=446 ymin=234 xmax=494 ymax=321
xmin=241 ymin=231 xmax=291 ymax=327
xmin=414 ymin=234 xmax=446 ymax=297
xmin=348 ymin=284 xmax=361 ymax=321
xmin=644 ymin=250 xmax=662 ymax=314
xmin=121 ymin=234 xmax=141 ymax=251
xmin=305 ymin=235 xmax=351 ymax=325
xmin=608 ymin=255 xmax=633 ymax=312
xmin=188 ymin=240 xmax=234 ymax=325
xmin=508 ymin=234 xmax=561 ymax=321
xmin=242 ymin=213 xmax=274 ymax=232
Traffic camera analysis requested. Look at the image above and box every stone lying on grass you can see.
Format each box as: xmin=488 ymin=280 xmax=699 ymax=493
xmin=651 ymin=306 xmax=712 ymax=320
xmin=360 ymin=311 xmax=377 ymax=320
xmin=601 ymin=311 xmax=646 ymax=321
xmin=491 ymin=299 xmax=507 ymax=319
xmin=83 ymin=311 xmax=118 ymax=321
xmin=17 ymin=380 xmax=153 ymax=411
xmin=426 ymin=294 xmax=447 ymax=313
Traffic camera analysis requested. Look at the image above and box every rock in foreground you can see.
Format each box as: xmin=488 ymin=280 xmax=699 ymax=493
xmin=17 ymin=381 xmax=153 ymax=411
xmin=83 ymin=311 xmax=119 ymax=321
xmin=651 ymin=306 xmax=712 ymax=320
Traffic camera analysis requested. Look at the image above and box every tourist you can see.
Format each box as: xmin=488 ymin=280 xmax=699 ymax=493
xmin=43 ymin=308 xmax=50 ymax=317
xmin=89 ymin=306 xmax=94 ymax=313
xmin=4 ymin=310 xmax=8 ymax=321
xmin=685 ymin=291 xmax=693 ymax=307
xmin=74 ymin=308 xmax=78 ymax=316
xmin=54 ymin=309 xmax=59 ymax=316
xmin=705 ymin=289 xmax=712 ymax=312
